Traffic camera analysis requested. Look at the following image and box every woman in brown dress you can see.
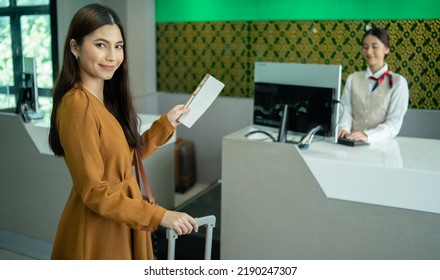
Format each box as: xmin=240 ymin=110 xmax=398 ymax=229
xmin=48 ymin=3 xmax=198 ymax=260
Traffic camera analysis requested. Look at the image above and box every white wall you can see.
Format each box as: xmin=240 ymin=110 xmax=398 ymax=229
xmin=121 ymin=0 xmax=158 ymax=114
xmin=399 ymin=109 xmax=440 ymax=139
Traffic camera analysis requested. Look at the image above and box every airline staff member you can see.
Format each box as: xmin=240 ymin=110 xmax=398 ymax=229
xmin=338 ymin=27 xmax=409 ymax=142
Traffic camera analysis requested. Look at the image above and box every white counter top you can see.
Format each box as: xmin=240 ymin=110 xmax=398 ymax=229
xmin=241 ymin=125 xmax=440 ymax=214
xmin=301 ymin=137 xmax=440 ymax=214
xmin=302 ymin=136 xmax=440 ymax=173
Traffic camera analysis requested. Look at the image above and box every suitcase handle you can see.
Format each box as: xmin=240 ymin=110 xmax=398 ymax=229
xmin=166 ymin=215 xmax=216 ymax=260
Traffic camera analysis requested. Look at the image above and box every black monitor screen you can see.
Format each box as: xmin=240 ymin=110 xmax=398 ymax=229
xmin=253 ymin=82 xmax=336 ymax=136
xmin=15 ymin=73 xmax=37 ymax=114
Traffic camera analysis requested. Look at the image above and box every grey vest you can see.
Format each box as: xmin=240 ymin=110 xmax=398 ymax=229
xmin=351 ymin=71 xmax=399 ymax=131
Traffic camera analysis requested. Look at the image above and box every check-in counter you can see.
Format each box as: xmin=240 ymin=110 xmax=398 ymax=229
xmin=221 ymin=126 xmax=440 ymax=259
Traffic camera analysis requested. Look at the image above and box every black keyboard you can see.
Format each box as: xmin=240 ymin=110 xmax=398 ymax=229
xmin=337 ymin=137 xmax=369 ymax=147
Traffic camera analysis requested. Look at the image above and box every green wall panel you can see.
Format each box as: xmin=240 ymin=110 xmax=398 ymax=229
xmin=156 ymin=19 xmax=440 ymax=110
xmin=156 ymin=0 xmax=440 ymax=22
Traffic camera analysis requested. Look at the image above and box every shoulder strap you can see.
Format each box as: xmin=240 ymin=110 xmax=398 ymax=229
xmin=134 ymin=152 xmax=156 ymax=205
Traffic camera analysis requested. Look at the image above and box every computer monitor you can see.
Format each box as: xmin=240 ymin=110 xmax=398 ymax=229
xmin=253 ymin=82 xmax=336 ymax=137
xmin=15 ymin=57 xmax=43 ymax=121
xmin=253 ymin=62 xmax=342 ymax=143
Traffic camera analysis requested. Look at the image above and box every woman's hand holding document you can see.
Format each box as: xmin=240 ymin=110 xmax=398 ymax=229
xmin=178 ymin=74 xmax=225 ymax=128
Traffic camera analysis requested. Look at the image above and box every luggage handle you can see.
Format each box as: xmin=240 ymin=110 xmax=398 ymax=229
xmin=166 ymin=215 xmax=216 ymax=260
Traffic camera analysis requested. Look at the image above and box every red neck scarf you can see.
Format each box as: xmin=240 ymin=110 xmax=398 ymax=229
xmin=369 ymin=70 xmax=394 ymax=91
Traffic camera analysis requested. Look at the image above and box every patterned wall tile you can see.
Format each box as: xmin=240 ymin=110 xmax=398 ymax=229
xmin=157 ymin=20 xmax=440 ymax=109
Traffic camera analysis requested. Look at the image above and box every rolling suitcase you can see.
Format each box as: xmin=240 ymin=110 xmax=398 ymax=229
xmin=174 ymin=138 xmax=196 ymax=193
xmin=166 ymin=215 xmax=216 ymax=260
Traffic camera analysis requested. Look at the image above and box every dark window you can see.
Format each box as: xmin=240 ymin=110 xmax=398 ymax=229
xmin=0 ymin=0 xmax=57 ymax=110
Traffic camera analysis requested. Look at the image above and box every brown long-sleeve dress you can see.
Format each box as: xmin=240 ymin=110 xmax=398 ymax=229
xmin=51 ymin=85 xmax=173 ymax=259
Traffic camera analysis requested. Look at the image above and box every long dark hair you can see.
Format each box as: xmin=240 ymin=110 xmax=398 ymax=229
xmin=49 ymin=4 xmax=142 ymax=156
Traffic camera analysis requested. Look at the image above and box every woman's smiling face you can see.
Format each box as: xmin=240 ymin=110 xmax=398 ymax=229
xmin=72 ymin=24 xmax=124 ymax=83
xmin=362 ymin=34 xmax=389 ymax=71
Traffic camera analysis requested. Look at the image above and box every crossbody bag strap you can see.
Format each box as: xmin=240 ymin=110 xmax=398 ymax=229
xmin=134 ymin=152 xmax=156 ymax=205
